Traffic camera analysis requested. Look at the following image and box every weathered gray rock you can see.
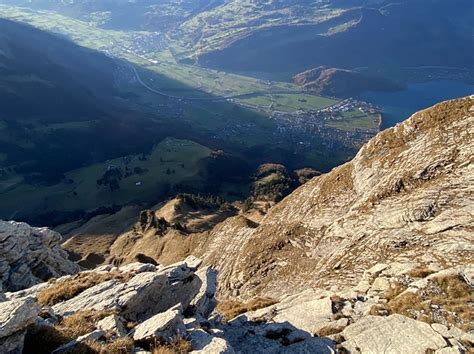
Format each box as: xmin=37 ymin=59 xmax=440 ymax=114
xmin=0 ymin=297 xmax=39 ymax=338
xmin=245 ymin=290 xmax=334 ymax=334
xmin=188 ymin=328 xmax=235 ymax=353
xmin=222 ymin=318 xmax=336 ymax=354
xmin=435 ymin=347 xmax=464 ymax=354
xmin=314 ymin=318 xmax=349 ymax=336
xmin=0 ymin=220 xmax=80 ymax=292
xmin=0 ymin=297 xmax=40 ymax=354
xmin=133 ymin=304 xmax=185 ymax=341
xmin=5 ymin=282 xmax=49 ymax=301
xmin=341 ymin=314 xmax=448 ymax=353
xmin=97 ymin=314 xmax=127 ymax=337
xmin=52 ymin=260 xmax=202 ymax=321
xmin=190 ymin=266 xmax=217 ymax=318
xmin=52 ymin=330 xmax=106 ymax=354
xmin=119 ymin=262 xmax=157 ymax=274
xmin=0 ymin=330 xmax=26 ymax=354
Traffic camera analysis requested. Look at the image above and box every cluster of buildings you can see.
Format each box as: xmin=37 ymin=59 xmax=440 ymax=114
xmin=320 ymin=98 xmax=379 ymax=116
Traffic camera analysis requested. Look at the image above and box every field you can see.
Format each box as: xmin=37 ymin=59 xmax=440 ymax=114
xmin=239 ymin=94 xmax=338 ymax=113
xmin=326 ymin=110 xmax=380 ymax=132
xmin=0 ymin=138 xmax=212 ymax=218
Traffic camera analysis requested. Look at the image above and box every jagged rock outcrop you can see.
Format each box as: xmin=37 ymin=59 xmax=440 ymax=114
xmin=0 ymin=220 xmax=80 ymax=292
xmin=191 ymin=96 xmax=474 ymax=298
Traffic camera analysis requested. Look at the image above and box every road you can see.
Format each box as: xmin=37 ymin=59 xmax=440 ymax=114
xmin=129 ymin=64 xmax=301 ymax=102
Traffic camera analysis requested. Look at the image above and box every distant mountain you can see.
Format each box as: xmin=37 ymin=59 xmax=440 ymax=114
xmin=195 ymin=0 xmax=474 ymax=79
xmin=0 ymin=0 xmax=224 ymax=31
xmin=293 ymin=66 xmax=402 ymax=98
xmin=5 ymin=0 xmax=472 ymax=82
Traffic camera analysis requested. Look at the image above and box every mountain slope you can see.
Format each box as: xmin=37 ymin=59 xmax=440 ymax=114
xmin=0 ymin=18 xmax=163 ymax=185
xmin=196 ymin=0 xmax=474 ymax=79
xmin=191 ymin=96 xmax=474 ymax=297
xmin=293 ymin=66 xmax=402 ymax=97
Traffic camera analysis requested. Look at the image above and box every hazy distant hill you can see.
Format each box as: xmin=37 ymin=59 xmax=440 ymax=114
xmin=197 ymin=0 xmax=474 ymax=78
xmin=0 ymin=0 xmax=224 ymax=31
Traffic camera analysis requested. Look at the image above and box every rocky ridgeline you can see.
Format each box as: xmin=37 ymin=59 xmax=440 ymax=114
xmin=0 ymin=220 xmax=79 ymax=292
xmin=191 ymin=96 xmax=474 ymax=298
xmin=1 ymin=254 xmax=473 ymax=354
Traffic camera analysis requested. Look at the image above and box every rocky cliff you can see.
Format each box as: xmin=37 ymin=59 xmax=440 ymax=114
xmin=191 ymin=96 xmax=473 ymax=298
xmin=0 ymin=221 xmax=79 ymax=292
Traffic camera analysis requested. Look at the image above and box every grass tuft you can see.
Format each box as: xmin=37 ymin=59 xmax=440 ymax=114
xmin=217 ymin=297 xmax=278 ymax=321
xmin=37 ymin=271 xmax=131 ymax=306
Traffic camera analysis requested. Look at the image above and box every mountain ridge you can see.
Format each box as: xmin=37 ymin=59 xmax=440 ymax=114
xmin=188 ymin=96 xmax=474 ymax=297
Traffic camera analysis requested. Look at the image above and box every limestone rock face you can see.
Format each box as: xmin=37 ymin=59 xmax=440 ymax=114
xmin=96 ymin=314 xmax=127 ymax=337
xmin=132 ymin=304 xmax=186 ymax=341
xmin=191 ymin=96 xmax=474 ymax=298
xmin=52 ymin=261 xmax=203 ymax=321
xmin=190 ymin=266 xmax=218 ymax=318
xmin=0 ymin=297 xmax=39 ymax=354
xmin=2 ymin=257 xmax=472 ymax=353
xmin=341 ymin=314 xmax=447 ymax=353
xmin=0 ymin=220 xmax=80 ymax=292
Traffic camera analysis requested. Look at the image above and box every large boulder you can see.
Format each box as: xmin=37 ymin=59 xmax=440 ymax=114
xmin=341 ymin=314 xmax=448 ymax=353
xmin=52 ymin=261 xmax=203 ymax=321
xmin=188 ymin=328 xmax=235 ymax=354
xmin=244 ymin=289 xmax=334 ymax=334
xmin=0 ymin=220 xmax=79 ymax=292
xmin=133 ymin=304 xmax=186 ymax=342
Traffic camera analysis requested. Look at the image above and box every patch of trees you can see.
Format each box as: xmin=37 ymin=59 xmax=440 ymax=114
xmin=124 ymin=166 xmax=149 ymax=178
xmin=177 ymin=193 xmax=227 ymax=210
xmin=97 ymin=167 xmax=123 ymax=191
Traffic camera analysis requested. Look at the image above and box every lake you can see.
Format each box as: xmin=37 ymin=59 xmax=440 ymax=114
xmin=361 ymin=80 xmax=474 ymax=130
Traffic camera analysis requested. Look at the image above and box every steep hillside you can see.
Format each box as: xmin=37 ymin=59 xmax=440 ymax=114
xmin=0 ymin=18 xmax=165 ymax=187
xmin=190 ymin=96 xmax=473 ymax=297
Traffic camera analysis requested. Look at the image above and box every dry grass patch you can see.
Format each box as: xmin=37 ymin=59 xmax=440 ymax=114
xmin=150 ymin=336 xmax=192 ymax=354
xmin=384 ymin=282 xmax=408 ymax=301
xmin=431 ymin=275 xmax=473 ymax=330
xmin=383 ymin=275 xmax=473 ymax=330
xmin=23 ymin=310 xmax=113 ymax=354
xmin=387 ymin=292 xmax=430 ymax=321
xmin=406 ymin=266 xmax=435 ymax=278
xmin=38 ymin=271 xmax=131 ymax=306
xmin=60 ymin=310 xmax=113 ymax=338
xmin=217 ymin=297 xmax=278 ymax=321
xmin=85 ymin=337 xmax=134 ymax=354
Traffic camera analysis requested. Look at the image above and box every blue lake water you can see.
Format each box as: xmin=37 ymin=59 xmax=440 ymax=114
xmin=361 ymin=80 xmax=474 ymax=130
